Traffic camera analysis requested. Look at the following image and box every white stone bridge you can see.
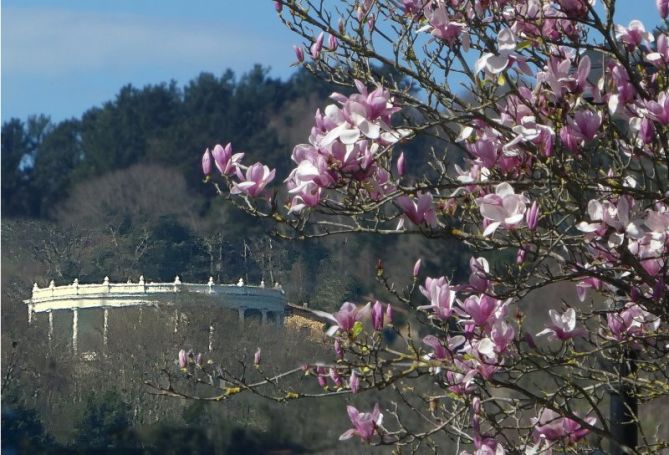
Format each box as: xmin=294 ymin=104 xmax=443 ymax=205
xmin=24 ymin=276 xmax=286 ymax=355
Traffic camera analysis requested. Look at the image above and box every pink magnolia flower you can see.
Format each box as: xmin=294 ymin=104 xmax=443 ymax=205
xmin=231 ymin=163 xmax=276 ymax=197
xmin=422 ymin=334 xmax=446 ymax=361
xmin=320 ymin=81 xmax=403 ymax=147
xmin=644 ymin=91 xmax=669 ymax=125
xmin=459 ymin=294 xmax=500 ymax=328
xmin=537 ymin=55 xmax=590 ymax=99
xmin=570 ymin=110 xmax=602 ymax=142
xmin=476 ymin=183 xmax=529 ymax=236
xmin=418 ymin=4 xmax=468 ymax=47
xmin=576 ymin=276 xmax=602 ymax=302
xmin=254 ymin=347 xmax=261 ymax=366
xmin=419 ymin=276 xmax=457 ymax=320
xmin=211 ymin=143 xmax=244 ymax=175
xmin=646 ymin=34 xmax=669 ymax=67
xmin=490 ymin=321 xmax=515 ymax=354
xmin=615 ymin=20 xmax=654 ymax=50
xmin=533 ymin=408 xmax=596 ymax=443
xmin=446 ymin=366 xmax=477 ymax=395
xmin=556 ymin=0 xmax=593 ymax=17
xmin=315 ymin=301 xmax=371 ymax=336
xmin=607 ymin=302 xmax=660 ymax=341
xmin=339 ymin=404 xmax=383 ymax=442
xmin=396 ymin=192 xmax=437 ymax=227
xmin=476 ymin=28 xmax=517 ymax=76
xmin=467 ymin=257 xmax=490 ymax=293
xmin=536 ymin=308 xmax=587 ymax=341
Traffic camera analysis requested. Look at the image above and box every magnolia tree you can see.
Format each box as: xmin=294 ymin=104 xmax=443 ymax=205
xmin=166 ymin=1 xmax=669 ymax=453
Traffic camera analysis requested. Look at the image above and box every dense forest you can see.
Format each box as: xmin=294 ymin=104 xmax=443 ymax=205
xmin=2 ymin=65 xmax=469 ymax=309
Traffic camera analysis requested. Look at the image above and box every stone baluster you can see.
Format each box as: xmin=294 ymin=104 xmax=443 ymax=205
xmin=208 ymin=276 xmax=214 ymax=294
xmin=73 ymin=278 xmax=79 ymax=295
xmin=48 ymin=311 xmax=54 ymax=348
xmin=103 ymin=307 xmax=109 ymax=353
xmin=173 ymin=276 xmax=181 ymax=292
xmin=50 ymin=280 xmax=55 ymax=298
xmin=72 ymin=308 xmax=79 ymax=355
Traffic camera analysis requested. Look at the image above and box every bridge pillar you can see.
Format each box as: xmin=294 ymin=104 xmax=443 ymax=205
xmin=48 ymin=311 xmax=54 ymax=348
xmin=103 ymin=307 xmax=109 ymax=352
xmin=276 ymin=313 xmax=283 ymax=327
xmin=208 ymin=324 xmax=214 ymax=352
xmin=238 ymin=308 xmax=245 ymax=325
xmin=72 ymin=308 xmax=79 ymax=355
xmin=261 ymin=310 xmax=268 ymax=325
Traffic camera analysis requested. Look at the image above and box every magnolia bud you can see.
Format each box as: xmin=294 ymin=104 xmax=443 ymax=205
xmin=372 ymin=301 xmax=384 ymax=331
xmin=328 ymin=34 xmax=338 ymax=51
xmin=201 ymin=149 xmax=212 ymax=175
xmin=397 ymin=152 xmax=406 ymax=176
xmin=330 ymin=368 xmax=342 ymax=386
xmin=350 ymin=370 xmax=360 ymax=394
xmin=526 ymin=201 xmax=539 ymax=231
xmin=310 ymin=32 xmax=324 ymax=59
xmin=178 ymin=349 xmax=187 ymax=369
xmin=334 ymin=339 xmax=343 ymax=360
xmin=293 ymin=45 xmax=304 ymax=63
xmin=658 ymin=0 xmax=669 ymax=19
xmin=254 ymin=347 xmax=261 ymax=367
xmin=412 ymin=258 xmax=422 ymax=277
xmin=516 ymin=248 xmax=526 ymax=264
xmin=273 ymin=1 xmax=282 ymax=12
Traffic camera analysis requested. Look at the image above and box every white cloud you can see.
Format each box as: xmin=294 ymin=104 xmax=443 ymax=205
xmin=2 ymin=6 xmax=289 ymax=76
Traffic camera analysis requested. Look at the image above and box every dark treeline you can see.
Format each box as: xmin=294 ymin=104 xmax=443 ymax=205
xmin=2 ymin=65 xmax=470 ymax=306
xmin=2 ymin=66 xmax=333 ymax=219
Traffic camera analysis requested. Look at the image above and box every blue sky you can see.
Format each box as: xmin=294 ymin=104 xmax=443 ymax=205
xmin=1 ymin=1 xmax=662 ymax=122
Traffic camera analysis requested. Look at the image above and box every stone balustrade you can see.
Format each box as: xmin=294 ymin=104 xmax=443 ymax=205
xmin=25 ymin=276 xmax=286 ymax=355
